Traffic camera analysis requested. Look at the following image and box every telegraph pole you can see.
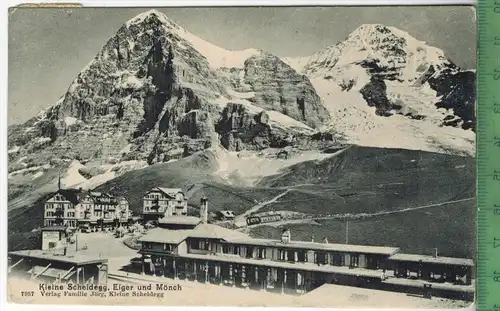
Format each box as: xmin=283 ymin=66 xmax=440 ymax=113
xmin=345 ymin=219 xmax=349 ymax=244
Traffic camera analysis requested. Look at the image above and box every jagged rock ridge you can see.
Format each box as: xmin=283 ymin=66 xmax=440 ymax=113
xmin=283 ymin=24 xmax=475 ymax=155
xmin=8 ymin=9 xmax=328 ymax=185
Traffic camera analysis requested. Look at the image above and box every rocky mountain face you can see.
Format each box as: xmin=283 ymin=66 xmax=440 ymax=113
xmin=8 ymin=10 xmax=327 ymax=193
xmin=8 ymin=12 xmax=475 ymax=203
xmin=240 ymin=53 xmax=327 ymax=128
xmin=284 ymin=24 xmax=475 ymax=155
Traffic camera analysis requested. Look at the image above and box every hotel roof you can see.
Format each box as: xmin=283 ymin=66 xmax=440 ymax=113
xmin=85 ymin=191 xmax=121 ymax=205
xmin=224 ymin=238 xmax=400 ymax=255
xmin=157 ymin=187 xmax=182 ymax=194
xmin=389 ymin=253 xmax=474 ymax=267
xmin=159 ymin=216 xmax=201 ymax=226
xmin=148 ymin=187 xmax=184 ymax=198
xmin=218 ymin=210 xmax=236 ymax=217
xmin=9 ymin=249 xmax=108 ymax=265
xmin=139 ymin=228 xmax=189 ymax=244
xmin=52 ymin=188 xmax=86 ymax=204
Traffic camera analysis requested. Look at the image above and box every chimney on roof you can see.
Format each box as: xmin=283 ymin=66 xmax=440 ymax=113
xmin=281 ymin=228 xmax=291 ymax=244
xmin=58 ymin=171 xmax=62 ymax=190
xmin=200 ymin=195 xmax=208 ymax=224
xmin=434 ymin=248 xmax=438 ymax=258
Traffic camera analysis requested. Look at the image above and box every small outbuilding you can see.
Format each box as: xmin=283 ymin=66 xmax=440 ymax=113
xmin=217 ymin=210 xmax=236 ymax=220
xmin=8 ymin=249 xmax=108 ymax=285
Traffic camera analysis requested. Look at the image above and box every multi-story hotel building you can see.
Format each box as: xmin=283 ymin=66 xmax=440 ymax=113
xmin=137 ymin=196 xmax=474 ymax=299
xmin=142 ymin=187 xmax=188 ymax=222
xmin=44 ymin=188 xmax=132 ymax=230
xmin=44 ymin=189 xmax=86 ymax=228
xmin=77 ymin=192 xmax=132 ymax=230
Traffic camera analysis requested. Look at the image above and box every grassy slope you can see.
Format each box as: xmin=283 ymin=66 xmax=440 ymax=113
xmin=92 ymin=151 xmax=221 ymax=212
xmin=258 ymin=146 xmax=475 ymax=215
xmin=92 ymin=152 xmax=285 ymax=216
xmin=8 ymin=150 xmax=283 ymax=249
xmin=250 ymin=202 xmax=475 ymax=258
xmin=187 ymin=183 xmax=284 ymax=215
xmin=252 ymin=146 xmax=475 ymax=258
xmin=8 ymin=146 xmax=476 ymax=258
xmin=7 ymin=151 xmax=221 ymax=248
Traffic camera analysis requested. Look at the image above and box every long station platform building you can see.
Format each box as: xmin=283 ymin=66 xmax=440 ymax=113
xmin=137 ymin=197 xmax=474 ymax=300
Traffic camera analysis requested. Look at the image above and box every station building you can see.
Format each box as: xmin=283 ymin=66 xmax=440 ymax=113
xmin=136 ymin=197 xmax=474 ymax=299
xmin=8 ymin=226 xmax=108 ymax=285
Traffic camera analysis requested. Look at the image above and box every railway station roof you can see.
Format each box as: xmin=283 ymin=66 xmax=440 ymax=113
xmin=389 ymin=253 xmax=474 ymax=267
xmin=9 ymin=249 xmax=108 ymax=265
xmin=225 ymin=237 xmax=400 ymax=255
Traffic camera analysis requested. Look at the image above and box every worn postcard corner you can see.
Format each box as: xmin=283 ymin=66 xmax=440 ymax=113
xmin=14 ymin=3 xmax=82 ymax=8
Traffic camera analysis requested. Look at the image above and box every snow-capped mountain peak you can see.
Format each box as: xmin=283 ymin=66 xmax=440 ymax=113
xmin=125 ymin=9 xmax=174 ymax=26
xmin=126 ymin=9 xmax=261 ymax=69
xmin=125 ymin=9 xmax=171 ymax=26
xmin=280 ymin=23 xmax=475 ymax=156
xmin=302 ymin=23 xmax=453 ymax=84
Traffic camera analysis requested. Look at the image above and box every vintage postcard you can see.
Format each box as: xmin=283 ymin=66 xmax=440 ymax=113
xmin=7 ymin=5 xmax=476 ymax=308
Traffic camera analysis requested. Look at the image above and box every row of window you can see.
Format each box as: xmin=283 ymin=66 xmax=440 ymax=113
xmin=144 ymin=194 xmax=185 ymax=203
xmin=144 ymin=194 xmax=173 ymax=200
xmin=141 ymin=241 xmax=375 ymax=269
xmin=93 ymin=205 xmax=116 ymax=211
xmin=45 ymin=211 xmax=76 ymax=218
xmin=45 ymin=211 xmax=129 ymax=219
xmin=144 ymin=200 xmax=184 ymax=206
xmin=143 ymin=206 xmax=165 ymax=212
xmin=82 ymin=206 xmax=129 ymax=213
xmin=275 ymin=250 xmax=360 ymax=267
xmin=45 ymin=203 xmax=74 ymax=210
xmin=51 ymin=195 xmax=69 ymax=202
xmin=46 ymin=203 xmax=127 ymax=212
xmin=44 ymin=219 xmax=77 ymax=227
xmin=143 ymin=206 xmax=187 ymax=213
xmin=142 ymin=242 xmax=174 ymax=251
xmin=144 ymin=200 xmax=167 ymax=206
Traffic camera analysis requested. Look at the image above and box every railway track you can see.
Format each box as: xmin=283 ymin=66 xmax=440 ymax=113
xmin=108 ymin=273 xmax=156 ymax=284
xmin=240 ymin=197 xmax=475 ymax=230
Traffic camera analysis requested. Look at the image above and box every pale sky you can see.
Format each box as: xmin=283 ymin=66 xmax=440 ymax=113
xmin=8 ymin=6 xmax=476 ymax=125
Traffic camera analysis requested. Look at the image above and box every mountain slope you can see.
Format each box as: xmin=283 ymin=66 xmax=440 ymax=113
xmin=7 ymin=9 xmax=327 ymax=196
xmin=254 ymin=145 xmax=475 ymax=258
xmin=9 ymin=146 xmax=475 ymax=259
xmin=283 ymin=24 xmax=475 ymax=155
